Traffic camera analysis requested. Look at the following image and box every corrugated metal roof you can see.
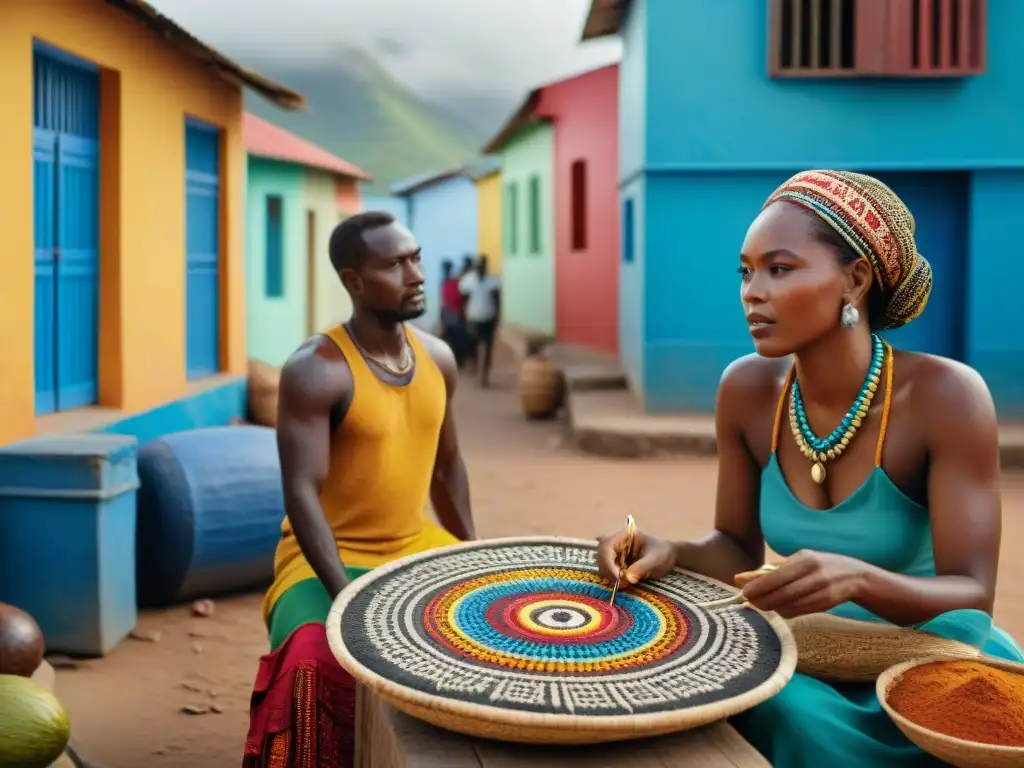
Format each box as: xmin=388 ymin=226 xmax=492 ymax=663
xmin=103 ymin=0 xmax=305 ymax=110
xmin=244 ymin=113 xmax=372 ymax=181
xmin=389 ymin=167 xmax=463 ymax=196
xmin=479 ymin=61 xmax=619 ymax=155
xmin=479 ymin=90 xmax=544 ymax=155
xmin=580 ymin=0 xmax=631 ymax=41
xmin=389 ymin=156 xmax=501 ymax=195
xmin=465 ymin=156 xmax=502 ymax=181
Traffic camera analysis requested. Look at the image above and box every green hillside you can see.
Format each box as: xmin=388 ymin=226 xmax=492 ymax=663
xmin=245 ymin=47 xmax=486 ymax=195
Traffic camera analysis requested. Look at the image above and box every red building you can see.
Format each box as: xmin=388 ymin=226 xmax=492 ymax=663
xmin=547 ymin=64 xmax=620 ymax=355
xmin=489 ymin=63 xmax=620 ymax=355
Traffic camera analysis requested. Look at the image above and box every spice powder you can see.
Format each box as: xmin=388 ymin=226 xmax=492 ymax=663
xmin=888 ymin=660 xmax=1024 ymax=747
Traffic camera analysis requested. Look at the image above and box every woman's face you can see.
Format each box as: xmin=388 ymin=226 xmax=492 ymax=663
xmin=738 ymin=202 xmax=849 ymax=358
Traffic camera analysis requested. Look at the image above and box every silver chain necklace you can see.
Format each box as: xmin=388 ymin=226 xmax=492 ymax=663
xmin=347 ymin=323 xmax=413 ymax=377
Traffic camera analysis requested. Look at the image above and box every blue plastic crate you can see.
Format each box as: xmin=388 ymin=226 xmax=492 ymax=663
xmin=0 ymin=433 xmax=140 ymax=656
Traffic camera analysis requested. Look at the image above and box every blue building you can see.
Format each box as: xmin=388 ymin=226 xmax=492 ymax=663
xmin=362 ymin=194 xmax=410 ymax=228
xmin=390 ymin=162 xmax=498 ymax=330
xmin=582 ymin=0 xmax=1024 ymax=416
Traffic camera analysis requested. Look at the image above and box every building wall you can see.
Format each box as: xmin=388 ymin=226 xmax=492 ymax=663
xmin=618 ymin=0 xmax=647 ymax=184
xmin=475 ymin=172 xmax=503 ymax=275
xmin=967 ymin=170 xmax=1024 ymax=418
xmin=618 ymin=177 xmax=646 ymax=396
xmin=362 ymin=195 xmax=409 ymax=227
xmin=307 ymin=170 xmax=352 ymax=335
xmin=644 ymin=1 xmax=1024 ymax=170
xmin=335 ymin=177 xmax=361 ymax=216
xmin=245 ymin=157 xmax=308 ymax=367
xmin=621 ymin=0 xmax=1024 ymax=416
xmin=402 ymin=176 xmax=479 ymax=331
xmin=0 ymin=0 xmax=246 ymax=446
xmin=542 ymin=64 xmax=620 ymax=355
xmin=500 ymin=124 xmax=556 ymax=335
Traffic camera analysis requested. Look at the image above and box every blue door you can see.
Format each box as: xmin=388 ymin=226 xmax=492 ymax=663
xmin=33 ymin=48 xmax=100 ymax=415
xmin=875 ymin=172 xmax=968 ymax=360
xmin=185 ymin=120 xmax=221 ymax=379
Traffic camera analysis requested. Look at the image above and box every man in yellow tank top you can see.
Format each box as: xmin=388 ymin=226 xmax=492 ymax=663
xmin=243 ymin=211 xmax=476 ymax=768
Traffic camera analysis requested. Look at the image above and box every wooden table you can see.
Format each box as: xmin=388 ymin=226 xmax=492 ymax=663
xmin=355 ymin=687 xmax=770 ymax=768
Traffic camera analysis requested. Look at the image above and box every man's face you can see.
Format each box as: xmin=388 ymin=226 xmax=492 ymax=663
xmin=345 ymin=222 xmax=426 ymax=323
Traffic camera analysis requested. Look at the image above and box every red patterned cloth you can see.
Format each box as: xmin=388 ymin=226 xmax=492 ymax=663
xmin=242 ymin=623 xmax=356 ymax=768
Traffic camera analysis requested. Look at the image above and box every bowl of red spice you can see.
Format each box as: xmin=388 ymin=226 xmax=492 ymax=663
xmin=877 ymin=655 xmax=1024 ymax=768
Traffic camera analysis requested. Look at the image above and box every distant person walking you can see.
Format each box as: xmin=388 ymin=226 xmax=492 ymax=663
xmin=440 ymin=259 xmax=470 ymax=367
xmin=459 ymin=254 xmax=501 ymax=387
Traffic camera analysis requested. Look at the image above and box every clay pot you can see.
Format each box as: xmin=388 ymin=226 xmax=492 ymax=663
xmin=0 ymin=602 xmax=45 ymax=677
xmin=519 ymin=355 xmax=564 ymax=420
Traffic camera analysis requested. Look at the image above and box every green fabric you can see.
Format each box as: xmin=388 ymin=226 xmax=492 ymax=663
xmin=728 ymin=457 xmax=1024 ymax=767
xmin=267 ymin=568 xmax=370 ymax=652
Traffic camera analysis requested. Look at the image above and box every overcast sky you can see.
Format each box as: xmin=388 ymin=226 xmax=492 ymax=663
xmin=151 ymin=0 xmax=621 ymax=122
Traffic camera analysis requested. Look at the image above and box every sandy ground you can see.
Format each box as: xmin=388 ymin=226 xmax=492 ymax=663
xmin=52 ymin=363 xmax=1024 ymax=767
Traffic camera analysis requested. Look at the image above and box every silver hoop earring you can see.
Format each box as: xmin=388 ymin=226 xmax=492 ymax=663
xmin=840 ymin=303 xmax=860 ymax=329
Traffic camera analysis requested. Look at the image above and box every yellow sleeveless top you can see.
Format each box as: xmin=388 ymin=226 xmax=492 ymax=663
xmin=262 ymin=323 xmax=459 ymax=620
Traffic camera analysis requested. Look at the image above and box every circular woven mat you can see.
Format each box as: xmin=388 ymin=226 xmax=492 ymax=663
xmin=326 ymin=537 xmax=796 ymax=744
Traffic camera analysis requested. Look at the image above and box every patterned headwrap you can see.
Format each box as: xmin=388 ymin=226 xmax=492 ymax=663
xmin=761 ymin=170 xmax=932 ymax=331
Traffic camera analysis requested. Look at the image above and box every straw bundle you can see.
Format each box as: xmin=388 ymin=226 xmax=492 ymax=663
xmin=788 ymin=613 xmax=981 ymax=682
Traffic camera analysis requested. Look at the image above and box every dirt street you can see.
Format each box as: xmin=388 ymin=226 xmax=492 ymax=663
xmin=53 ymin=366 xmax=1024 ymax=767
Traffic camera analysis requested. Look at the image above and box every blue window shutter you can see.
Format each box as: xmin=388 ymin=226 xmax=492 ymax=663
xmin=265 ymin=195 xmax=284 ymax=298
xmin=33 ymin=47 xmax=100 ymax=414
xmin=184 ymin=120 xmax=221 ymax=379
xmin=33 ymin=129 xmax=58 ymax=415
xmin=622 ymin=198 xmax=635 ymax=264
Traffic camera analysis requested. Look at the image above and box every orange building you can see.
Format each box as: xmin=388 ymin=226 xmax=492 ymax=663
xmin=0 ymin=0 xmax=302 ymax=446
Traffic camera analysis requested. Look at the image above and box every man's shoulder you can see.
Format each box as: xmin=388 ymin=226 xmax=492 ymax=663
xmin=280 ymin=335 xmax=353 ymax=404
xmin=409 ymin=326 xmax=458 ymax=388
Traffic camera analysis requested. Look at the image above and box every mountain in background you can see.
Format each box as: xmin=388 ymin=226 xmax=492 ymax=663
xmin=244 ymin=46 xmax=489 ymax=195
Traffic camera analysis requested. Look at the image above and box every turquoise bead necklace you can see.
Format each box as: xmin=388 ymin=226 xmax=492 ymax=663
xmin=788 ymin=332 xmax=886 ymax=484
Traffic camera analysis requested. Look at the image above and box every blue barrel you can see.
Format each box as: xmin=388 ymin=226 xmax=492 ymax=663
xmin=135 ymin=425 xmax=285 ymax=607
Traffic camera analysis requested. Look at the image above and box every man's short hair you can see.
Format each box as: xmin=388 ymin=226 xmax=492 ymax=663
xmin=328 ymin=211 xmax=397 ymax=272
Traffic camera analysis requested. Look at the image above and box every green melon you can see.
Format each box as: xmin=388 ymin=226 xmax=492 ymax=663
xmin=0 ymin=674 xmax=71 ymax=768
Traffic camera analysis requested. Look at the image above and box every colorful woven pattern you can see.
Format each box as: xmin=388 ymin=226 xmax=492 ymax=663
xmin=763 ymin=170 xmax=933 ymax=331
xmin=335 ymin=541 xmax=786 ymax=717
xmin=425 ymin=568 xmax=688 ymax=673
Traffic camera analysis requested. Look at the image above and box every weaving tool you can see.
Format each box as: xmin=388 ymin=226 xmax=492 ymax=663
xmin=695 ymin=564 xmax=779 ymax=611
xmin=608 ymin=514 xmax=637 ymax=607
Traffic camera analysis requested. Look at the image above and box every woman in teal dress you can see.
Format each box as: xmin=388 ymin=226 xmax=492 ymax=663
xmin=596 ymin=170 xmax=1024 ymax=767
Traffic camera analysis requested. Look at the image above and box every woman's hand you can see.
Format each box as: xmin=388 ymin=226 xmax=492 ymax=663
xmin=596 ymin=527 xmax=677 ymax=585
xmin=740 ymin=550 xmax=868 ymax=618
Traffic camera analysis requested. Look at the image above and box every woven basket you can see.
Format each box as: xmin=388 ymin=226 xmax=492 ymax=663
xmin=877 ymin=655 xmax=1024 ymax=767
xmin=787 ymin=613 xmax=981 ymax=682
xmin=327 ymin=536 xmax=798 ymax=745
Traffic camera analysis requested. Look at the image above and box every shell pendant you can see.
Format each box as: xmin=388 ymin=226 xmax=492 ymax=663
xmin=811 ymin=462 xmax=826 ymax=484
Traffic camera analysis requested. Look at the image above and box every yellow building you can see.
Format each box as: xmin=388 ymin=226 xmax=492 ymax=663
xmin=474 ymin=167 xmax=503 ymax=275
xmin=1 ymin=0 xmax=302 ymax=446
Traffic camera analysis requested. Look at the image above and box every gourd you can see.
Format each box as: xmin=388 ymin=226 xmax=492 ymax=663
xmin=0 ymin=674 xmax=71 ymax=768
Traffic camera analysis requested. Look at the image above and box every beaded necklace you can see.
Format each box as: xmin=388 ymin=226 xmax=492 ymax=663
xmin=789 ymin=333 xmax=889 ymax=484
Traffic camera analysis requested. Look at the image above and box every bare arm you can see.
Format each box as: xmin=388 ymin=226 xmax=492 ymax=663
xmin=598 ymin=357 xmax=769 ymax=585
xmin=422 ymin=333 xmax=475 ymax=540
xmin=276 ymin=341 xmax=353 ymax=599
xmin=672 ymin=357 xmax=765 ymax=582
xmin=849 ymin=360 xmax=1000 ymax=624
